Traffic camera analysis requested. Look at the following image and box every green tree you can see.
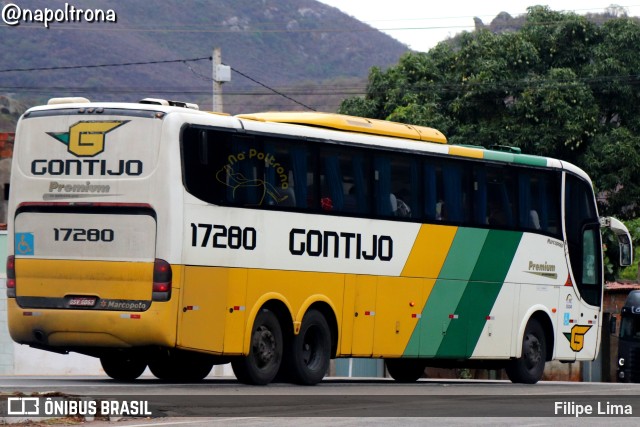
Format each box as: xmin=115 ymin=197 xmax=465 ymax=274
xmin=339 ymin=6 xmax=640 ymax=219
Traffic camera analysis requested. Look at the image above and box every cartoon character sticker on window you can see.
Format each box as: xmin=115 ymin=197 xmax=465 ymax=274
xmin=216 ymin=165 xmax=288 ymax=205
xmin=216 ymin=149 xmax=290 ymax=206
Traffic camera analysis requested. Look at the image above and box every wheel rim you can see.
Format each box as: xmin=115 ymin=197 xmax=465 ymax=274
xmin=253 ymin=325 xmax=276 ymax=369
xmin=523 ymin=333 xmax=542 ymax=371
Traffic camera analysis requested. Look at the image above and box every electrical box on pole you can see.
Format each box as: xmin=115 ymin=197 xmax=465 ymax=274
xmin=214 ymin=64 xmax=231 ymax=83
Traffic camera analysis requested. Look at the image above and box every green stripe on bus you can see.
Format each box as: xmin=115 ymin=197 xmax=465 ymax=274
xmin=440 ymin=228 xmax=489 ymax=280
xmin=483 ymin=150 xmax=515 ymax=163
xmin=469 ymin=230 xmax=523 ymax=283
xmin=435 ymin=230 xmax=523 ymax=358
xmin=513 ymin=154 xmax=548 ymax=167
xmin=404 ymin=228 xmax=488 ymax=357
xmin=484 ymin=150 xmax=549 ymax=167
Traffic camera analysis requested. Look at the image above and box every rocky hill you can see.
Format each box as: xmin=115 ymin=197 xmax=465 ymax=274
xmin=0 ymin=0 xmax=409 ymax=125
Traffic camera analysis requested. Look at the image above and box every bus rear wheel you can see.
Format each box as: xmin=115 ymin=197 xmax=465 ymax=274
xmin=288 ymin=309 xmax=331 ymax=385
xmin=385 ymin=358 xmax=425 ymax=382
xmin=100 ymin=353 xmax=147 ymax=381
xmin=232 ymin=308 xmax=283 ymax=385
xmin=149 ymin=350 xmax=214 ymax=381
xmin=506 ymin=318 xmax=546 ymax=384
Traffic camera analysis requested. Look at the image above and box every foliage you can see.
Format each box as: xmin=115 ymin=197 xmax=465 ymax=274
xmin=339 ymin=6 xmax=640 ymax=220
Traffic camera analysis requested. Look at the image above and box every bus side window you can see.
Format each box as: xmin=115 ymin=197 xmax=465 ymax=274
xmin=518 ymin=171 xmax=561 ymax=235
xmin=374 ymin=156 xmax=392 ymax=216
xmin=441 ymin=161 xmax=472 ymax=223
xmin=320 ymin=152 xmax=344 ymax=212
xmin=288 ymin=145 xmax=316 ymax=209
xmin=424 ymin=162 xmax=437 ymax=220
xmin=486 ymin=166 xmax=516 ymax=227
xmin=318 ymin=148 xmax=371 ymax=215
xmin=374 ymin=154 xmax=417 ymax=219
xmin=222 ymin=137 xmax=263 ymax=206
xmin=343 ymin=153 xmax=370 ymax=215
xmin=263 ymin=141 xmax=313 ymax=210
xmin=393 ymin=158 xmax=419 ymax=219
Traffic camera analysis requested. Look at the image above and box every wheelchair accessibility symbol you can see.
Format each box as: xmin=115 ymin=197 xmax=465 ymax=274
xmin=15 ymin=233 xmax=34 ymax=256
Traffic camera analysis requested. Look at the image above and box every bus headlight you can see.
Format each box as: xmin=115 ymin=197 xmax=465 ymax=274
xmin=619 ymin=357 xmax=625 ymax=366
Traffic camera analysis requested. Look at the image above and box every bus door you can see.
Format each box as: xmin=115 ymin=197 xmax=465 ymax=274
xmin=177 ymin=266 xmax=247 ymax=355
xmin=560 ymin=174 xmax=603 ymax=360
xmin=372 ymin=276 xmax=423 ymax=357
xmin=342 ymin=275 xmax=376 ymax=356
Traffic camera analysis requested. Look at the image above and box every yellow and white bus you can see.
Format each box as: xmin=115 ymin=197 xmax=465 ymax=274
xmin=6 ymin=97 xmax=632 ymax=385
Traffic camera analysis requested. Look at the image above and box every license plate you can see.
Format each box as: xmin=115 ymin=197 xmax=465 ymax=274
xmin=68 ymin=296 xmax=97 ymax=307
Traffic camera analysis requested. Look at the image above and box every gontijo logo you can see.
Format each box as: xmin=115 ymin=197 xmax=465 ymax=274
xmin=47 ymin=121 xmax=128 ymax=157
xmin=34 ymin=121 xmax=142 ymax=177
xmin=563 ymin=324 xmax=592 ymax=352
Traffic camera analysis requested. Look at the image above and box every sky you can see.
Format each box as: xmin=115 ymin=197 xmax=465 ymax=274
xmin=317 ymin=1 xmax=640 ymax=52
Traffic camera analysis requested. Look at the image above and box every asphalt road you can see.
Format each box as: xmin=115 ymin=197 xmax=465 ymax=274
xmin=2 ymin=377 xmax=640 ymax=426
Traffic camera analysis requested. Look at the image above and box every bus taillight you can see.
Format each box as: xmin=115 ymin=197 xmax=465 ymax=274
xmin=6 ymin=255 xmax=16 ymax=298
xmin=152 ymin=258 xmax=172 ymax=302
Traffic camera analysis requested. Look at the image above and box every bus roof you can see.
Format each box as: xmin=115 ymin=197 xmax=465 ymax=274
xmin=236 ymin=112 xmax=447 ymax=144
xmin=22 ymin=98 xmax=590 ymax=182
xmin=235 ymin=111 xmax=571 ymax=171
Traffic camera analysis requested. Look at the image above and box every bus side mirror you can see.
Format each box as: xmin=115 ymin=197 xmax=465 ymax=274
xmin=601 ymin=217 xmax=633 ymax=266
xmin=620 ymin=235 xmax=632 ymax=267
xmin=610 ymin=316 xmax=617 ymax=335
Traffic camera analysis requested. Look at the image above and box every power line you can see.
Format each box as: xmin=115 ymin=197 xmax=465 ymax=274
xmin=0 ymin=56 xmax=318 ymax=110
xmin=178 ymin=58 xmax=317 ymax=111
xmin=0 ymin=57 xmax=356 ymax=91
xmin=3 ymin=69 xmax=639 ymax=94
xmin=0 ymin=57 xmax=210 ymax=73
xmin=207 ymin=63 xmax=317 ymax=111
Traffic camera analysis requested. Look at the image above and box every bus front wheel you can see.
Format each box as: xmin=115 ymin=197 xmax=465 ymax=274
xmin=232 ymin=308 xmax=283 ymax=385
xmin=506 ymin=318 xmax=546 ymax=384
xmin=289 ymin=309 xmax=331 ymax=385
xmin=100 ymin=354 xmax=147 ymax=381
xmin=385 ymin=358 xmax=425 ymax=382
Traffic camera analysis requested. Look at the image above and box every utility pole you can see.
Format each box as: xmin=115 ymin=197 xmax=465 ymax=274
xmin=212 ymin=47 xmax=231 ymax=112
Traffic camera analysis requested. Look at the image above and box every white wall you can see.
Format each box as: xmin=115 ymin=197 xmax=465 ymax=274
xmin=11 ymin=344 xmax=233 ymax=377
xmin=0 ymin=231 xmax=13 ymax=374
xmin=13 ymin=344 xmax=103 ymax=375
xmin=0 ymin=230 xmax=104 ymax=376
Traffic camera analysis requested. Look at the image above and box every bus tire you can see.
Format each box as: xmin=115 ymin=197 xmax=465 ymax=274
xmin=289 ymin=309 xmax=331 ymax=385
xmin=149 ymin=351 xmax=214 ymax=381
xmin=506 ymin=318 xmax=546 ymax=384
xmin=148 ymin=357 xmax=174 ymax=380
xmin=179 ymin=353 xmax=215 ymax=381
xmin=232 ymin=308 xmax=283 ymax=385
xmin=100 ymin=354 xmax=147 ymax=381
xmin=385 ymin=358 xmax=425 ymax=382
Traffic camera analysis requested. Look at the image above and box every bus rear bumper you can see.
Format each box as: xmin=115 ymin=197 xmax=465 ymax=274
xmin=7 ymin=298 xmax=178 ymax=350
